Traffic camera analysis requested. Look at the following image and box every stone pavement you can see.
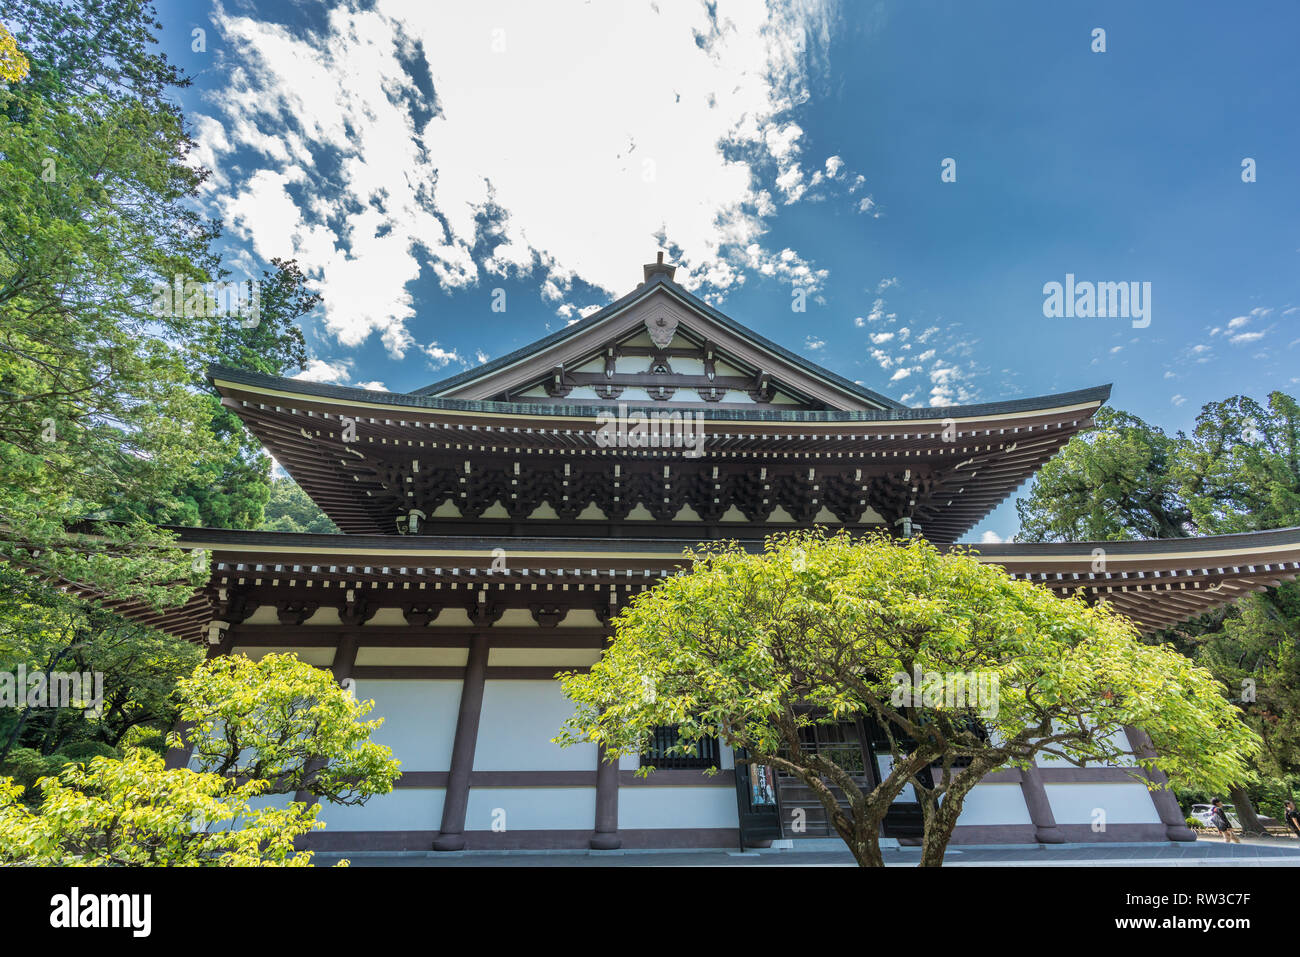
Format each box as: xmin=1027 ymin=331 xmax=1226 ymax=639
xmin=312 ymin=835 xmax=1300 ymax=867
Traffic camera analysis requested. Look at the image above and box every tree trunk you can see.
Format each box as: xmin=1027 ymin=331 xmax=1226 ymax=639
xmin=919 ymin=797 xmax=963 ymax=867
xmin=38 ymin=707 xmax=64 ymax=755
xmin=833 ymin=817 xmax=885 ymax=867
xmin=848 ymin=834 xmax=885 ymax=867
xmin=1228 ymin=783 xmax=1268 ymax=835
xmin=0 ymin=646 xmax=76 ymax=766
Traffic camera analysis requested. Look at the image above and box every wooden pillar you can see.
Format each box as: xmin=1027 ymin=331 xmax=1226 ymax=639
xmin=163 ymin=629 xmax=232 ymax=770
xmin=292 ymin=631 xmax=361 ymax=804
xmin=590 ymin=743 xmax=621 ymax=850
xmin=1018 ymin=760 xmax=1066 ymax=843
xmin=433 ymin=635 xmax=490 ymax=851
xmin=1125 ymin=725 xmax=1197 ymax=842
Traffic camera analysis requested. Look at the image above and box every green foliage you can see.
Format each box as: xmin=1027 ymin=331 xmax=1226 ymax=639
xmin=0 ymin=22 xmax=29 ymax=82
xmin=0 ymin=746 xmax=57 ymax=794
xmin=0 ymin=1 xmax=224 ymax=598
xmin=0 ymin=749 xmax=326 ymax=866
xmin=118 ymin=725 xmax=166 ymax=755
xmin=1177 ymin=392 xmax=1300 ymax=535
xmin=59 ymin=740 xmax=118 ymax=762
xmin=558 ymin=529 xmax=1257 ymax=865
xmin=175 ymin=653 xmax=401 ymax=805
xmin=1 ymin=2 xmax=319 ymax=601
xmin=1014 ymin=390 xmax=1300 ymax=806
xmin=0 ymin=568 xmax=202 ymax=761
xmin=260 ymin=476 xmax=340 ymax=534
xmin=1015 ymin=407 xmax=1192 ymax=542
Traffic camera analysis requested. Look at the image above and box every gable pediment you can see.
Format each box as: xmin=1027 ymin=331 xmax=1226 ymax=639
xmin=422 ymin=279 xmax=901 ymax=412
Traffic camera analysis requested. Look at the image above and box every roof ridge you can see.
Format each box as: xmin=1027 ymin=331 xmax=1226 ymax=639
xmin=413 ymin=273 xmax=909 ymax=410
xmin=208 ymin=362 xmax=1111 ymax=423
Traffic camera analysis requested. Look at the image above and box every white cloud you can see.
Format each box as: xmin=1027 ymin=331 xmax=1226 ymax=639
xmin=292 ymin=358 xmax=353 ymax=384
xmin=980 ymin=530 xmax=1004 ymax=544
xmin=353 ymin=380 xmax=389 ymax=392
xmin=1171 ymin=394 xmax=1187 ymax=406
xmin=201 ymin=0 xmax=848 ymax=356
xmin=423 ymin=343 xmax=462 ymax=368
xmin=926 ymin=358 xmax=979 ymax=406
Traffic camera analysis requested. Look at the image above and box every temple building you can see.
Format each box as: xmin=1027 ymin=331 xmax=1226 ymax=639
xmin=133 ymin=255 xmax=1300 ymax=852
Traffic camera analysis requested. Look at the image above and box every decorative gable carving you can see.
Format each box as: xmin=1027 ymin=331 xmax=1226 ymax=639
xmin=645 ymin=313 xmax=678 ymax=349
xmin=426 ymin=279 xmax=899 ymax=412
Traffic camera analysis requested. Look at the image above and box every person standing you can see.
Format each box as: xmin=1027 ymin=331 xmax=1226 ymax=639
xmin=1210 ymin=798 xmax=1240 ymax=843
xmin=1284 ymin=800 xmax=1300 ymax=840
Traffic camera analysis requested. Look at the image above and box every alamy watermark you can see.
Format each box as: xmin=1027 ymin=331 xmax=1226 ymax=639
xmin=595 ymin=403 xmax=706 ymax=458
xmin=890 ymin=666 xmax=999 ymax=720
xmin=0 ymin=666 xmax=104 ymax=717
xmin=1042 ymin=273 xmax=1150 ymax=329
xmin=150 ymin=274 xmax=261 ymax=328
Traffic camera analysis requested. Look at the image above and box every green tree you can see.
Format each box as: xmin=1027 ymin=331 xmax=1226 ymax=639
xmin=0 ymin=0 xmax=221 ymax=599
xmin=1177 ymin=392 xmax=1300 ymax=535
xmin=128 ymin=258 xmax=316 ymax=531
xmin=1014 ymin=390 xmax=1300 ymax=832
xmin=0 ymin=568 xmax=201 ymax=765
xmin=261 ymin=475 xmax=340 ymax=534
xmin=557 ymin=530 xmax=1255 ymax=866
xmin=174 ymin=653 xmax=401 ymax=805
xmin=0 ymin=22 xmax=29 ymax=82
xmin=0 ymin=750 xmax=326 ymax=865
xmin=2 ymin=1 xmax=323 ymax=614
xmin=1015 ymin=408 xmax=1192 ymax=542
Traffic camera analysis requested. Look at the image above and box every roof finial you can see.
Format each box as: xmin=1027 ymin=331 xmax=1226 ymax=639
xmin=643 ymin=250 xmax=676 ymax=283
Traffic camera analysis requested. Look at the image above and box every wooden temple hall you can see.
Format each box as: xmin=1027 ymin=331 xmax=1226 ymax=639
xmin=133 ymin=255 xmax=1299 ymax=852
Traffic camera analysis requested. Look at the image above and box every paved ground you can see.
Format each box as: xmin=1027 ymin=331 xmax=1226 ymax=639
xmin=313 ymin=835 xmax=1300 ymax=867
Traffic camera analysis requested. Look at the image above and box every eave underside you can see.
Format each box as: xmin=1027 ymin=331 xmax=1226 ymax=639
xmin=213 ymin=378 xmax=1108 ymax=543
xmin=88 ymin=526 xmax=1300 ymax=641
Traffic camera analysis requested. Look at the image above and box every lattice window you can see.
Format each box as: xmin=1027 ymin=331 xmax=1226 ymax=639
xmin=639 ymin=725 xmax=720 ymax=770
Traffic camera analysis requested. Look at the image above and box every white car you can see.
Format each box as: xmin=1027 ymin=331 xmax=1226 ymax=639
xmin=1190 ymin=803 xmax=1241 ymax=829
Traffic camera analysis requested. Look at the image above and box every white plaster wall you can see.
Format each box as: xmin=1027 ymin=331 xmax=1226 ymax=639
xmin=619 ymin=787 xmax=738 ymax=829
xmin=244 ymin=792 xmax=295 ymax=813
xmin=465 ymin=787 xmax=596 ymax=830
xmin=354 ymin=679 xmax=461 ymax=772
xmin=1045 ymin=782 xmax=1162 ymax=824
xmin=473 ymin=680 xmax=596 ymax=771
xmin=954 ymin=784 xmax=1032 ymax=826
xmin=1035 ymin=726 xmax=1134 ymax=768
xmin=315 ymin=788 xmax=445 ymax=832
xmin=230 ymin=645 xmax=334 ymax=666
xmin=718 ymin=741 xmax=735 ymax=770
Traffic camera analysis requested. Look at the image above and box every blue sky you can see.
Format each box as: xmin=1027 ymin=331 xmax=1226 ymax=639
xmin=155 ymin=0 xmax=1299 ymax=541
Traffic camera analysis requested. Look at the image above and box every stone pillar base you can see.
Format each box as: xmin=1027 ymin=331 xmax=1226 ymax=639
xmin=1034 ymin=825 xmax=1067 ymax=844
xmin=433 ymin=833 xmax=466 ymax=852
xmin=589 ymin=831 xmax=622 ymax=851
xmin=1165 ymin=824 xmax=1198 ymax=842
